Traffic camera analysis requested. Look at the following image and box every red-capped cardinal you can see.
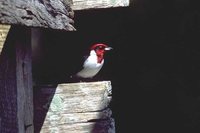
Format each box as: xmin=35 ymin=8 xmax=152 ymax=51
xmin=70 ymin=43 xmax=112 ymax=81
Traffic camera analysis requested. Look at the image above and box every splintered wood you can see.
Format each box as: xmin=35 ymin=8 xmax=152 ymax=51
xmin=34 ymin=81 xmax=115 ymax=133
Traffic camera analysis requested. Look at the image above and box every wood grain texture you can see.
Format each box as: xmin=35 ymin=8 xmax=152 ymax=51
xmin=42 ymin=108 xmax=112 ymax=125
xmin=0 ymin=26 xmax=33 ymax=133
xmin=0 ymin=0 xmax=75 ymax=31
xmin=15 ymin=26 xmax=33 ymax=133
xmin=34 ymin=81 xmax=115 ymax=133
xmin=0 ymin=26 xmax=18 ymax=133
xmin=72 ymin=0 xmax=130 ymax=10
xmin=41 ymin=118 xmax=115 ymax=133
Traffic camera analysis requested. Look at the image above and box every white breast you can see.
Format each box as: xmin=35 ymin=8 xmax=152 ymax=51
xmin=76 ymin=50 xmax=104 ymax=78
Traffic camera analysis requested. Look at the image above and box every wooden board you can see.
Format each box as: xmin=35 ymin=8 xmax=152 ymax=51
xmin=0 ymin=0 xmax=75 ymax=31
xmin=0 ymin=26 xmax=33 ymax=133
xmin=0 ymin=0 xmax=131 ymax=30
xmin=41 ymin=118 xmax=115 ymax=133
xmin=34 ymin=81 xmax=115 ymax=133
xmin=72 ymin=0 xmax=130 ymax=10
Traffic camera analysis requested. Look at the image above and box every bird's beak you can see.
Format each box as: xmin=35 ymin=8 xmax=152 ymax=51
xmin=105 ymin=47 xmax=113 ymax=51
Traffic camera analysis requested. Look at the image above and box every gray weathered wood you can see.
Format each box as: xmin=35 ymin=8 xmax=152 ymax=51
xmin=42 ymin=108 xmax=112 ymax=125
xmin=0 ymin=26 xmax=18 ymax=133
xmin=41 ymin=118 xmax=115 ymax=133
xmin=72 ymin=0 xmax=130 ymax=10
xmin=34 ymin=81 xmax=115 ymax=133
xmin=16 ymin=26 xmax=33 ymax=133
xmin=0 ymin=0 xmax=75 ymax=31
xmin=35 ymin=81 xmax=112 ymax=113
xmin=0 ymin=26 xmax=33 ymax=133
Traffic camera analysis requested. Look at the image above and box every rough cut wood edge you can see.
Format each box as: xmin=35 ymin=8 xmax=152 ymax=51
xmin=0 ymin=0 xmax=76 ymax=31
xmin=72 ymin=0 xmax=130 ymax=10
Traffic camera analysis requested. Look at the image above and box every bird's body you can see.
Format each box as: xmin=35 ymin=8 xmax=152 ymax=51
xmin=76 ymin=50 xmax=104 ymax=78
xmin=70 ymin=43 xmax=112 ymax=81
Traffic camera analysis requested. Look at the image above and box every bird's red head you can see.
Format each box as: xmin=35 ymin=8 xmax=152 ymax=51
xmin=90 ymin=43 xmax=112 ymax=63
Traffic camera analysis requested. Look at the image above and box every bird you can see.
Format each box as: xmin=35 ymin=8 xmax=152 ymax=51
xmin=70 ymin=43 xmax=113 ymax=82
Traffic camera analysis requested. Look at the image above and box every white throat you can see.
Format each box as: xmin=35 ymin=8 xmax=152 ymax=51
xmin=76 ymin=50 xmax=104 ymax=78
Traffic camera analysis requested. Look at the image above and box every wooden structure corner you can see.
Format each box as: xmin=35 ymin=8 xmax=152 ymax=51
xmin=0 ymin=0 xmax=121 ymax=132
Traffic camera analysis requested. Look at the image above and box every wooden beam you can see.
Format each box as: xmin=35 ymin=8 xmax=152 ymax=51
xmin=72 ymin=0 xmax=130 ymax=10
xmin=34 ymin=81 xmax=115 ymax=133
xmin=0 ymin=0 xmax=75 ymax=31
xmin=41 ymin=118 xmax=115 ymax=133
xmin=0 ymin=26 xmax=33 ymax=133
xmin=16 ymin=26 xmax=33 ymax=133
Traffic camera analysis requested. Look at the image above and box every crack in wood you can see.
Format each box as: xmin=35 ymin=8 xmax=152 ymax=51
xmin=21 ymin=16 xmax=33 ymax=20
xmin=26 ymin=10 xmax=34 ymax=16
xmin=25 ymin=124 xmax=33 ymax=130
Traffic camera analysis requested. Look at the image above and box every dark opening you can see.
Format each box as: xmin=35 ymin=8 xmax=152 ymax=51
xmin=32 ymin=0 xmax=200 ymax=132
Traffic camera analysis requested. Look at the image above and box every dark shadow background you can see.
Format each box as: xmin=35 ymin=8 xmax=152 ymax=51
xmin=32 ymin=0 xmax=200 ymax=132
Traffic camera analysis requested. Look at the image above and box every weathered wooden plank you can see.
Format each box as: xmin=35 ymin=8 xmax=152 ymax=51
xmin=57 ymin=81 xmax=112 ymax=95
xmin=48 ymin=94 xmax=112 ymax=113
xmin=35 ymin=81 xmax=112 ymax=113
xmin=72 ymin=0 xmax=130 ymax=10
xmin=15 ymin=26 xmax=33 ymax=133
xmin=41 ymin=118 xmax=115 ymax=133
xmin=34 ymin=81 xmax=115 ymax=133
xmin=0 ymin=0 xmax=75 ymax=31
xmin=0 ymin=30 xmax=18 ymax=132
xmin=0 ymin=26 xmax=33 ymax=133
xmin=42 ymin=108 xmax=112 ymax=126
